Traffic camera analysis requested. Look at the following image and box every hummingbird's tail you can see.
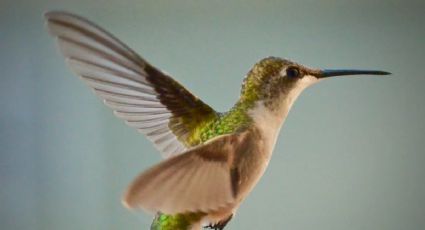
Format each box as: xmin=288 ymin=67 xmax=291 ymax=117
xmin=150 ymin=212 xmax=203 ymax=230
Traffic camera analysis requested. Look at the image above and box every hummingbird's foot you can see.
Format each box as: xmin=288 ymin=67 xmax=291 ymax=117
xmin=204 ymin=214 xmax=233 ymax=230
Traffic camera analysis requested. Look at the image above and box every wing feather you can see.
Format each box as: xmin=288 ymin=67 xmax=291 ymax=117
xmin=45 ymin=11 xmax=218 ymax=158
xmin=123 ymin=134 xmax=242 ymax=214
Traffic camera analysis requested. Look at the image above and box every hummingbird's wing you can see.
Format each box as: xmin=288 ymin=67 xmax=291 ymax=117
xmin=123 ymin=132 xmax=245 ymax=214
xmin=45 ymin=11 xmax=218 ymax=158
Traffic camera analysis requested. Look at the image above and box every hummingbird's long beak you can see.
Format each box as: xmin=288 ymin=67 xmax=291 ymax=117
xmin=318 ymin=69 xmax=391 ymax=78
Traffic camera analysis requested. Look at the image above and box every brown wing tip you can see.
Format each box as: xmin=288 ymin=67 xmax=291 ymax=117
xmin=121 ymin=197 xmax=157 ymax=215
xmin=121 ymin=198 xmax=133 ymax=210
xmin=121 ymin=183 xmax=140 ymax=210
xmin=121 ymin=196 xmax=136 ymax=210
xmin=44 ymin=11 xmax=56 ymax=19
xmin=121 ymin=172 xmax=158 ymax=212
xmin=43 ymin=11 xmax=73 ymax=36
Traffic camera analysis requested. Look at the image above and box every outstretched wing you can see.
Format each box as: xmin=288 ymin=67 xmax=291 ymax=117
xmin=45 ymin=11 xmax=218 ymax=158
xmin=123 ymin=133 xmax=244 ymax=214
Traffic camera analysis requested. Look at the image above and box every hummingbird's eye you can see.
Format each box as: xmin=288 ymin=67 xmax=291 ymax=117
xmin=286 ymin=67 xmax=300 ymax=79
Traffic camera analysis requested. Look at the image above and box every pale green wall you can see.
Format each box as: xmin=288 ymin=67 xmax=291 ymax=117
xmin=1 ymin=0 xmax=424 ymax=229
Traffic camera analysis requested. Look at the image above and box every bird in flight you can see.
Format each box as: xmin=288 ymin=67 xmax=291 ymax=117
xmin=45 ymin=11 xmax=390 ymax=230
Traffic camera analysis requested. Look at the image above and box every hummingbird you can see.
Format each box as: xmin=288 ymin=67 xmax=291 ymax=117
xmin=45 ymin=11 xmax=390 ymax=230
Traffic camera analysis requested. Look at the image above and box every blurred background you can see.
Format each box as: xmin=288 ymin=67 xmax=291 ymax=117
xmin=1 ymin=0 xmax=424 ymax=229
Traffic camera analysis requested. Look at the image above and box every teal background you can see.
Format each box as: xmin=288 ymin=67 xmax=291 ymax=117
xmin=1 ymin=0 xmax=424 ymax=229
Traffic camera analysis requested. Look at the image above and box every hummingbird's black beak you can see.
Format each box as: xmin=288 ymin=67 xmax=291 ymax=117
xmin=318 ymin=69 xmax=391 ymax=78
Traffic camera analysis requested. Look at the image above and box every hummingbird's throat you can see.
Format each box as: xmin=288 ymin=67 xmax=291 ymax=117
xmin=247 ymin=100 xmax=288 ymax=156
xmin=264 ymin=75 xmax=317 ymax=115
xmin=247 ymin=75 xmax=318 ymax=153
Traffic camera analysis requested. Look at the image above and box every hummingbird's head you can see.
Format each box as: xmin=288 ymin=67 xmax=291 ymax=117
xmin=240 ymin=56 xmax=390 ymax=113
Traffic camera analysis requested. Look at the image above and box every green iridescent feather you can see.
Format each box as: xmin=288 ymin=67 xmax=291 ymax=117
xmin=171 ymin=57 xmax=286 ymax=146
xmin=151 ymin=212 xmax=204 ymax=230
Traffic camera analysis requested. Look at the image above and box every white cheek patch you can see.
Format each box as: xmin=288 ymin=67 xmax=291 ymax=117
xmin=300 ymin=74 xmax=319 ymax=86
xmin=279 ymin=67 xmax=288 ymax=77
xmin=289 ymin=75 xmax=319 ymax=98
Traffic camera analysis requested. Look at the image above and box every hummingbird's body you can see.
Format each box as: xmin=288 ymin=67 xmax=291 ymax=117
xmin=45 ymin=11 xmax=390 ymax=230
